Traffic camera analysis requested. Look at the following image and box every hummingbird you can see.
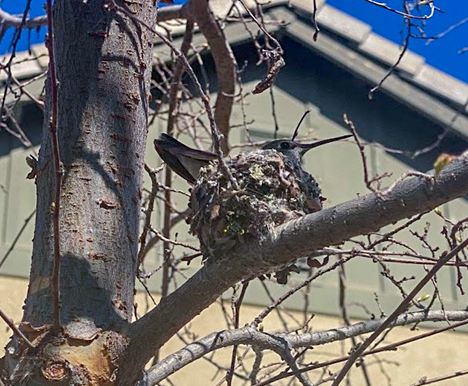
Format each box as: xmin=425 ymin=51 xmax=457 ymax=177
xmin=154 ymin=133 xmax=352 ymax=185
xmin=154 ymin=123 xmax=352 ymax=284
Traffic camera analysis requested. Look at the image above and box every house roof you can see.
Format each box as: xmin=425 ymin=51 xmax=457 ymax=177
xmin=3 ymin=0 xmax=468 ymax=137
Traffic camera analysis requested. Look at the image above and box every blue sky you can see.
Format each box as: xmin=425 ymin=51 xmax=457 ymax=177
xmin=1 ymin=0 xmax=467 ymax=83
xmin=328 ymin=0 xmax=468 ymax=83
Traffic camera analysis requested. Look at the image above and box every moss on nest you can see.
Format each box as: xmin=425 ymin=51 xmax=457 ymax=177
xmin=188 ymin=150 xmax=324 ymax=264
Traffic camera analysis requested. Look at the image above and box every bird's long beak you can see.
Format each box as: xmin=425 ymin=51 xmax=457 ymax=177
xmin=299 ymin=134 xmax=353 ymax=155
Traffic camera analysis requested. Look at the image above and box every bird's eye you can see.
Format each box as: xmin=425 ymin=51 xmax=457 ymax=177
xmin=280 ymin=142 xmax=290 ymax=150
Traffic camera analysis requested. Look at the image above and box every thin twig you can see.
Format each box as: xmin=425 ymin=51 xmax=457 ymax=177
xmin=311 ymin=0 xmax=320 ymax=41
xmin=291 ymin=110 xmax=311 ymax=141
xmin=368 ymin=128 xmax=448 ymax=160
xmin=255 ymin=317 xmax=468 ymax=386
xmin=189 ymin=0 xmax=237 ymax=152
xmin=368 ymin=15 xmax=411 ymax=99
xmin=159 ymin=21 xmax=194 ymax=322
xmin=381 ymin=171 xmax=434 ymax=197
xmin=367 ymin=212 xmax=428 ymax=249
xmin=409 ymin=368 xmax=468 ymax=386
xmin=3 ymin=105 xmax=33 ymax=148
xmin=109 ymin=0 xmax=239 ymax=190
xmin=363 ymin=0 xmax=436 ymax=20
xmin=138 ymin=208 xmax=191 ymax=262
xmin=236 ymin=0 xmax=283 ymax=52
xmin=8 ymin=71 xmax=45 ymax=110
xmin=331 ymin=238 xmax=468 ymax=386
xmin=0 ymin=307 xmax=34 ymax=348
xmin=45 ymin=0 xmax=63 ymax=334
xmin=269 ymin=87 xmax=280 ymax=139
xmin=338 ymin=265 xmax=372 ymax=386
xmin=149 ymin=226 xmax=200 ymax=252
xmin=252 ymin=256 xmax=354 ymax=327
xmin=0 ymin=210 xmax=36 ymax=271
xmin=0 ymin=0 xmax=33 ymax=114
xmin=234 ymin=0 xmax=285 ymax=94
xmin=227 ymin=282 xmax=249 ymax=386
xmin=344 ymin=114 xmax=377 ymax=194
xmin=138 ymin=165 xmax=160 ymax=268
xmin=427 ymin=16 xmax=468 ymax=44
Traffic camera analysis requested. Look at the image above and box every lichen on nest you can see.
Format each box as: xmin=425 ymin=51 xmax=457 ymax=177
xmin=188 ymin=149 xmax=324 ymax=262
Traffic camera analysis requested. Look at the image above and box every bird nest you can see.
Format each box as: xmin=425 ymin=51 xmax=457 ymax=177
xmin=188 ymin=150 xmax=323 ymax=260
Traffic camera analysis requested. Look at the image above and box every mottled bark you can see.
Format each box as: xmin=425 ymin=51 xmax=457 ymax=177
xmin=4 ymin=0 xmax=155 ymax=384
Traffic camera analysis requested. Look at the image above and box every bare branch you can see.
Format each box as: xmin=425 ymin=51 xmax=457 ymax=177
xmin=124 ymin=1 xmax=239 ymax=189
xmin=149 ymin=225 xmax=200 ymax=252
xmin=145 ymin=310 xmax=468 ymax=385
xmin=363 ymin=0 xmax=436 ymax=20
xmin=426 ymin=16 xmax=468 ymax=44
xmin=344 ymin=114 xmax=378 ymax=194
xmin=368 ymin=11 xmax=410 ymax=99
xmin=159 ymin=19 xmax=194 ymax=318
xmin=0 ymin=308 xmax=34 ymax=349
xmin=138 ymin=165 xmax=160 ymax=268
xmin=189 ymin=0 xmax=237 ymax=152
xmin=257 ymin=316 xmax=468 ymax=386
xmin=0 ymin=8 xmax=47 ymax=30
xmin=332 ymin=237 xmax=468 ymax=385
xmin=252 ymin=255 xmax=353 ymax=327
xmin=1 ymin=106 xmax=33 ymax=148
xmin=226 ymin=282 xmax=249 ymax=386
xmin=45 ymin=0 xmax=63 ymax=334
xmin=233 ymin=0 xmax=285 ymax=94
xmin=157 ymin=4 xmax=188 ymax=22
xmin=0 ymin=4 xmax=187 ymax=30
xmin=409 ymin=368 xmax=468 ymax=386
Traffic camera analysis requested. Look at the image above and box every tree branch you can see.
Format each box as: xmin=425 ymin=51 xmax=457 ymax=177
xmin=145 ymin=310 xmax=468 ymax=385
xmin=0 ymin=307 xmax=34 ymax=349
xmin=0 ymin=5 xmax=188 ymax=34
xmin=157 ymin=4 xmax=188 ymax=22
xmin=409 ymin=368 xmax=468 ymax=386
xmin=0 ymin=8 xmax=47 ymax=30
xmin=45 ymin=0 xmax=63 ymax=334
xmin=123 ymin=153 xmax=468 ymax=384
xmin=188 ymin=0 xmax=237 ymax=153
xmin=256 ymin=316 xmax=468 ymax=386
xmin=332 ymin=237 xmax=468 ymax=385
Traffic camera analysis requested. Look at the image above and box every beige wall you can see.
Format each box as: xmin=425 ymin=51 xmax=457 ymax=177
xmin=1 ymin=275 xmax=467 ymax=385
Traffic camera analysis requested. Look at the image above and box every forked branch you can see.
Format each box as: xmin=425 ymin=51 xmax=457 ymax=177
xmin=145 ymin=310 xmax=468 ymax=385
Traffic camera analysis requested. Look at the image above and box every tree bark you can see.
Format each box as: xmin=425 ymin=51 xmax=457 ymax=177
xmin=4 ymin=0 xmax=156 ymax=384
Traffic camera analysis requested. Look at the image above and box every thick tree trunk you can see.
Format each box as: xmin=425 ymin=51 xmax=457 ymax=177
xmin=4 ymin=0 xmax=155 ymax=384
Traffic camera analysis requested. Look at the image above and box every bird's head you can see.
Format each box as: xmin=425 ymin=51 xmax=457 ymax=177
xmin=262 ymin=134 xmax=352 ymax=163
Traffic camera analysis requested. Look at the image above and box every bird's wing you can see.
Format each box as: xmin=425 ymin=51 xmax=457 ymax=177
xmin=159 ymin=133 xmax=217 ymax=161
xmin=154 ymin=134 xmax=217 ymax=184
